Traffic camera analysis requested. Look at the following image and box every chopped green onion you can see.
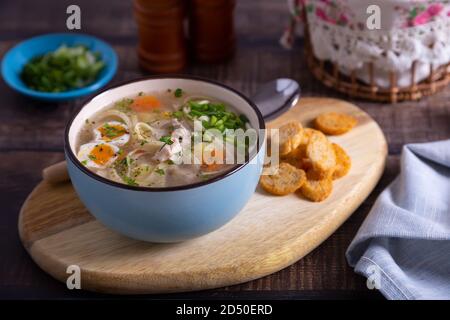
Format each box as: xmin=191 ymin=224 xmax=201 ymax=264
xmin=174 ymin=88 xmax=183 ymax=98
xmin=184 ymin=100 xmax=248 ymax=132
xmin=210 ymin=115 xmax=218 ymax=125
xmin=239 ymin=114 xmax=249 ymax=123
xmin=188 ymin=101 xmax=203 ymax=109
xmin=224 ymin=120 xmax=236 ymax=128
xmin=20 ymin=44 xmax=105 ymax=93
xmin=189 ymin=110 xmax=203 ymax=117
xmin=202 ymin=120 xmax=211 ymax=129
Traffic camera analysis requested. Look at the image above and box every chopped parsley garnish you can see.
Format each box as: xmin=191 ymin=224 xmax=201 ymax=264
xmin=114 ymin=98 xmax=133 ymax=112
xmin=112 ymin=158 xmax=128 ymax=179
xmin=174 ymin=88 xmax=183 ymax=98
xmin=102 ymin=123 xmax=127 ymax=138
xmin=81 ymin=160 xmax=88 ymax=166
xmin=138 ymin=91 xmax=144 ymax=96
xmin=140 ymin=140 xmax=148 ymax=146
xmin=122 ymin=176 xmax=139 ymax=186
xmin=133 ymin=167 xmax=143 ymax=178
xmin=88 ymin=154 xmax=97 ymax=161
xmin=159 ymin=136 xmax=174 ymax=145
xmin=155 ymin=168 xmax=165 ymax=175
xmin=172 ymin=110 xmax=184 ymax=119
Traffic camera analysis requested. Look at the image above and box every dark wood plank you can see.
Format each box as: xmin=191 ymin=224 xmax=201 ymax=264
xmin=0 ymin=0 xmax=289 ymax=42
xmin=0 ymin=0 xmax=136 ymax=41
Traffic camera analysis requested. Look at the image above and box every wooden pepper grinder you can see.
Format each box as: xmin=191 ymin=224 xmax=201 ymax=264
xmin=189 ymin=0 xmax=236 ymax=63
xmin=133 ymin=0 xmax=187 ymax=73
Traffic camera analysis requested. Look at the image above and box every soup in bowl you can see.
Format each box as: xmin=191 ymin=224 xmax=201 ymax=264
xmin=65 ymin=76 xmax=266 ymax=242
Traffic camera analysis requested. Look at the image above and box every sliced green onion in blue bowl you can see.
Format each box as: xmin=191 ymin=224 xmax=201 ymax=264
xmin=1 ymin=33 xmax=117 ymax=102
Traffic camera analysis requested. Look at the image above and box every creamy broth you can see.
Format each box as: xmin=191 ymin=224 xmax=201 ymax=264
xmin=75 ymin=88 xmax=252 ymax=187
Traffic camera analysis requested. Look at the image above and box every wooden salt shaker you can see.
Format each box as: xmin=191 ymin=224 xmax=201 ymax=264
xmin=189 ymin=0 xmax=236 ymax=63
xmin=134 ymin=0 xmax=187 ymax=73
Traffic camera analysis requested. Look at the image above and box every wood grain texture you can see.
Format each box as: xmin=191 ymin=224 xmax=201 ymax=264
xmin=18 ymin=98 xmax=387 ymax=294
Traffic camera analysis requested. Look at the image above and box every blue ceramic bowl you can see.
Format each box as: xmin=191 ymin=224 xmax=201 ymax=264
xmin=65 ymin=76 xmax=266 ymax=242
xmin=1 ymin=33 xmax=117 ymax=102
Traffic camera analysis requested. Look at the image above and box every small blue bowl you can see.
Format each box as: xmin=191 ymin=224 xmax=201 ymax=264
xmin=1 ymin=33 xmax=118 ymax=102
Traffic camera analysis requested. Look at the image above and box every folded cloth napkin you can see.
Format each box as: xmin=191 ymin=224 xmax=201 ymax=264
xmin=346 ymin=140 xmax=450 ymax=300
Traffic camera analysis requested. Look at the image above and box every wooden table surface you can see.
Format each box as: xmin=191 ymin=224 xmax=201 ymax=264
xmin=1 ymin=0 xmax=449 ymax=300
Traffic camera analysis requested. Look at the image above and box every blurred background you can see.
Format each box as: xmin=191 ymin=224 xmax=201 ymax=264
xmin=1 ymin=0 xmax=306 ymax=87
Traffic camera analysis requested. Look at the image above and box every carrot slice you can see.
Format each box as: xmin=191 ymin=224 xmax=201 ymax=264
xmin=201 ymin=149 xmax=225 ymax=172
xmin=131 ymin=95 xmax=161 ymax=112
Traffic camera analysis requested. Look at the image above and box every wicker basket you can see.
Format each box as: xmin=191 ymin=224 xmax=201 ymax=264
xmin=303 ymin=11 xmax=450 ymax=103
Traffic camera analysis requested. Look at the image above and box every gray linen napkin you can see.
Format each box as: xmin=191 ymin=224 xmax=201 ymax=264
xmin=346 ymin=139 xmax=450 ymax=300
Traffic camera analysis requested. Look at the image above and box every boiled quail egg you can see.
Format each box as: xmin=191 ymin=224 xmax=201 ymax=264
xmin=77 ymin=142 xmax=120 ymax=169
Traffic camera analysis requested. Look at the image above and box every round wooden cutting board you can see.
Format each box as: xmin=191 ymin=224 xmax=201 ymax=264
xmin=19 ymin=97 xmax=387 ymax=294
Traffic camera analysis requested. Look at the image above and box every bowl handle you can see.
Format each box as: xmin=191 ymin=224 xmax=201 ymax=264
xmin=42 ymin=161 xmax=69 ymax=184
